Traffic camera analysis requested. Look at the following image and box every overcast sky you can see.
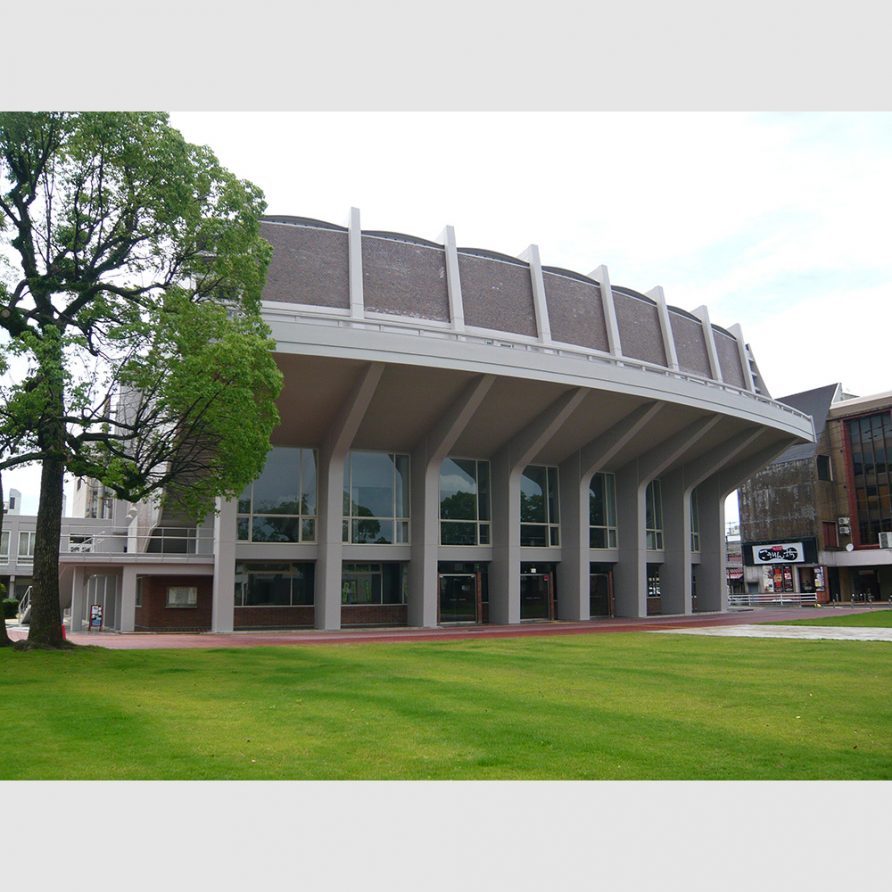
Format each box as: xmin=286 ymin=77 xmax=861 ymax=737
xmin=6 ymin=111 xmax=891 ymax=516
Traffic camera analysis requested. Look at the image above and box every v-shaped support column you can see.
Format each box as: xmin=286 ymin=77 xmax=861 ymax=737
xmin=316 ymin=363 xmax=385 ymax=630
xmin=490 ymin=387 xmax=588 ymax=624
xmin=614 ymin=416 xmax=721 ymax=617
xmin=409 ymin=375 xmax=495 ymax=627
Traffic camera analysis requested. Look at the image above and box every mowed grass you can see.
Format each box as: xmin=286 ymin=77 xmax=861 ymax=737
xmin=771 ymin=609 xmax=892 ymax=628
xmin=2 ymin=633 xmax=891 ymax=780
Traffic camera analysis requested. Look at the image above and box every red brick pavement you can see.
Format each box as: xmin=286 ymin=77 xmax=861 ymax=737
xmin=6 ymin=606 xmax=880 ymax=650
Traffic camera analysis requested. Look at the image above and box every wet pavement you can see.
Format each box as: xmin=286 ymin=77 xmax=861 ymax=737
xmin=656 ymin=623 xmax=892 ymax=642
xmin=5 ymin=605 xmax=889 ymax=649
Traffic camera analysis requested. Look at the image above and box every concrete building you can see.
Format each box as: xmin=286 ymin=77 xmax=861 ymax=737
xmin=738 ymin=384 xmax=892 ymax=603
xmin=17 ymin=211 xmax=815 ymax=633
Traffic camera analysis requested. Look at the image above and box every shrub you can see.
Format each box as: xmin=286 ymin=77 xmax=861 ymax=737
xmin=2 ymin=598 xmax=19 ymax=620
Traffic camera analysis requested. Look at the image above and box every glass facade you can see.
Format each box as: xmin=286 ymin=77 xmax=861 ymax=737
xmin=589 ymin=472 xmax=617 ymax=548
xmin=237 ymin=447 xmax=317 ymax=543
xmin=521 ymin=465 xmax=560 ymax=547
xmin=341 ymin=563 xmax=407 ymax=604
xmin=343 ymin=452 xmax=410 ymax=544
xmin=439 ymin=458 xmax=491 ymax=546
xmin=235 ymin=561 xmax=315 ymax=606
xmin=846 ymin=412 xmax=892 ymax=545
xmin=645 ymin=479 xmax=664 ymax=550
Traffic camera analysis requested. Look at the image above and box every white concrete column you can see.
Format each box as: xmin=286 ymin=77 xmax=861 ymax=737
xmin=119 ymin=565 xmax=138 ymax=633
xmin=519 ymin=244 xmax=552 ymax=344
xmin=556 ymin=451 xmax=588 ymax=620
xmin=692 ymin=305 xmax=723 ymax=382
xmin=211 ymin=497 xmax=237 ymax=632
xmin=728 ymin=323 xmax=756 ymax=392
xmin=647 ymin=286 xmax=680 ymax=372
xmin=659 ymin=471 xmax=694 ymax=616
xmin=614 ymin=465 xmax=648 ymax=618
xmin=316 ymin=362 xmax=385 ymax=630
xmin=439 ymin=225 xmax=465 ymax=332
xmin=410 ymin=375 xmax=495 ymax=627
xmin=347 ymin=206 xmax=364 ymax=320
xmin=70 ymin=566 xmax=85 ymax=633
xmin=590 ymin=264 xmax=623 ymax=358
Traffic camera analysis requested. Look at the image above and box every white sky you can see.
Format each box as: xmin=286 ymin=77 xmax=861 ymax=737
xmin=7 ymin=111 xmax=891 ymax=520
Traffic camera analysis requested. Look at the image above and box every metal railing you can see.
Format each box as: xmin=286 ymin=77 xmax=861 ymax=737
xmin=263 ymin=305 xmax=814 ymax=429
xmin=729 ymin=592 xmax=818 ymax=608
xmin=59 ymin=527 xmax=215 ymax=557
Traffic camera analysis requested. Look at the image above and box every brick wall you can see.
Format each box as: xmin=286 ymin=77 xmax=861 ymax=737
xmin=235 ymin=606 xmax=314 ymax=629
xmin=342 ymin=604 xmax=408 ymax=626
xmin=135 ymin=575 xmax=212 ymax=631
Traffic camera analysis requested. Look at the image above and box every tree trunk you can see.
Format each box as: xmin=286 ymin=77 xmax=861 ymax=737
xmin=27 ymin=334 xmax=67 ymax=648
xmin=0 ymin=474 xmax=10 ymax=648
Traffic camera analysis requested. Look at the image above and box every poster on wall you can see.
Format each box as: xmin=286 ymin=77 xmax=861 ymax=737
xmin=753 ymin=542 xmax=806 ymax=564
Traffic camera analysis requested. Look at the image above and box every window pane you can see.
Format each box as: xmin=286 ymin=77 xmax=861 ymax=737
xmin=253 ymin=448 xmax=302 ymax=514
xmin=521 ymin=524 xmax=547 ymax=547
xmin=395 ymin=454 xmax=410 ymax=517
xmin=252 ymin=516 xmax=300 ymax=543
xmin=590 ymin=474 xmax=606 ymax=526
xmin=353 ymin=518 xmax=394 ymax=544
xmin=477 ymin=461 xmax=491 ymax=521
xmin=350 ymin=452 xmax=396 ymax=519
xmin=441 ymin=521 xmax=477 ymax=545
xmin=301 ymin=518 xmax=316 ymax=542
xmin=301 ymin=449 xmax=317 ymax=515
xmin=521 ymin=467 xmax=547 ymax=523
xmin=547 ymin=467 xmax=559 ymax=523
xmin=237 ymin=517 xmax=250 ymax=541
xmin=440 ymin=458 xmax=478 ymax=520
xmin=590 ymin=527 xmax=607 ymax=549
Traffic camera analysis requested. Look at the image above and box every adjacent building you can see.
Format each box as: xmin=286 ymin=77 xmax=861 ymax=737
xmin=738 ymin=384 xmax=892 ymax=602
xmin=12 ymin=211 xmax=814 ymax=633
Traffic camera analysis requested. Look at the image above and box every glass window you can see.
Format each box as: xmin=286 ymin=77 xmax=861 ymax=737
xmin=440 ymin=458 xmax=492 ymax=546
xmin=589 ymin=472 xmax=618 ymax=549
xmin=341 ymin=563 xmax=406 ymax=605
xmin=0 ymin=530 xmax=8 ymax=564
xmin=521 ymin=465 xmax=560 ymax=547
xmin=343 ymin=452 xmax=410 ymax=544
xmin=237 ymin=447 xmax=318 ymax=543
xmin=816 ymin=454 xmax=832 ymax=482
xmin=234 ymin=562 xmax=315 ymax=607
xmin=846 ymin=413 xmax=892 ymax=545
xmin=18 ymin=531 xmax=36 ymax=563
xmin=166 ymin=586 xmax=198 ymax=608
xmin=646 ymin=479 xmax=664 ymax=550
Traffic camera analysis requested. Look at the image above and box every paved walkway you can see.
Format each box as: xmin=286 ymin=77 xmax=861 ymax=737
xmin=6 ymin=605 xmax=887 ymax=649
xmin=657 ymin=623 xmax=892 ymax=642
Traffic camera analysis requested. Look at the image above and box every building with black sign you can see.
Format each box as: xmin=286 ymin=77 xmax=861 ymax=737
xmin=738 ymin=384 xmax=892 ymax=602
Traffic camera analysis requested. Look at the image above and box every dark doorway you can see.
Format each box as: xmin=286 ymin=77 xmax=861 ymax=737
xmin=438 ymin=573 xmax=480 ymax=623
xmin=589 ymin=563 xmax=614 ymax=617
xmin=520 ymin=563 xmax=555 ymax=621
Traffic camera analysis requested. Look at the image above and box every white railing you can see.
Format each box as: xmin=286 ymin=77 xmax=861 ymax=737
xmin=16 ymin=586 xmax=32 ymax=623
xmin=59 ymin=527 xmax=215 ymax=557
xmin=729 ymin=592 xmax=818 ymax=607
xmin=265 ymin=305 xmax=813 ymax=428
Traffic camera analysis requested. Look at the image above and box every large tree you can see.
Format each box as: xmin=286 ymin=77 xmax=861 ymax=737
xmin=0 ymin=112 xmax=283 ymax=647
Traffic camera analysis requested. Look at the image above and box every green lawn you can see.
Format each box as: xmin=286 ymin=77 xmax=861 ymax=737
xmin=2 ymin=633 xmax=891 ymax=780
xmin=771 ymin=609 xmax=892 ymax=628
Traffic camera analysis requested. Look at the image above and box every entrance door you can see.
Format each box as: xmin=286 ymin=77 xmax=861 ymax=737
xmin=438 ymin=573 xmax=480 ymax=623
xmin=520 ymin=570 xmax=554 ymax=621
xmin=589 ymin=571 xmax=613 ymax=617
